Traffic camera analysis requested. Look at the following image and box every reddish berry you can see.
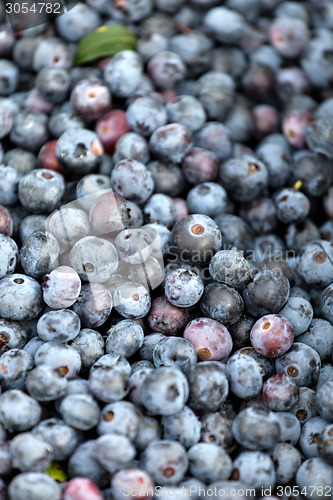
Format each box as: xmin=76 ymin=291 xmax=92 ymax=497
xmin=282 ymin=110 xmax=314 ymax=149
xmin=37 ymin=140 xmax=65 ymax=176
xmin=111 ymin=468 xmax=155 ymax=500
xmin=63 ymin=477 xmax=103 ymax=500
xmin=250 ymin=314 xmax=294 ymax=358
xmin=173 ymin=197 xmax=189 ymax=221
xmin=184 ymin=317 xmax=233 ymax=361
xmin=0 ymin=206 xmax=13 ymax=236
xmin=95 ymin=110 xmax=131 ymax=154
xmin=147 ymin=296 xmax=190 ymax=335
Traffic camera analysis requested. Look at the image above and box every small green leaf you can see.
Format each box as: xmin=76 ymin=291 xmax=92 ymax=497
xmin=74 ymin=24 xmax=137 ymax=66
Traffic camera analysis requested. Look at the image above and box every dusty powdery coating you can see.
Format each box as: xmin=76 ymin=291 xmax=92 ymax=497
xmin=111 ymin=159 xmax=154 ymax=205
xmin=42 ymin=266 xmax=81 ymax=309
xmin=20 ymin=230 xmax=60 ymax=280
xmin=72 ymin=283 xmax=113 ymax=328
xmin=0 ymin=274 xmax=43 ymax=321
xmin=141 ymin=367 xmax=189 ymax=416
xmin=0 ymin=234 xmax=18 ymax=279
xmin=106 ymin=320 xmax=144 ymax=358
xmin=37 ymin=309 xmax=81 ymax=343
xmin=113 ymin=282 xmax=151 ymax=319
xmin=226 ymin=351 xmax=263 ymax=399
xmin=164 ymin=268 xmax=204 ymax=308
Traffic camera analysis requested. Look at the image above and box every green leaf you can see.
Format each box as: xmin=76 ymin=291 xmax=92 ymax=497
xmin=74 ymin=24 xmax=137 ymax=66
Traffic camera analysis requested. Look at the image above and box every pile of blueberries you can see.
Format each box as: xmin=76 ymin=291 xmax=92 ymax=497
xmin=2 ymin=0 xmax=333 ymax=499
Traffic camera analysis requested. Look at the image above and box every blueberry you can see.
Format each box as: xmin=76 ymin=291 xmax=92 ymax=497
xmin=148 ymin=51 xmax=186 ymax=89
xmin=262 ymin=372 xmax=299 ymax=411
xmin=36 ymin=67 xmax=70 ymax=104
xmin=270 ymin=17 xmax=309 ymax=58
xmin=97 ymin=401 xmax=142 ymax=441
xmin=243 ymin=270 xmax=290 ymax=317
xmin=111 ymin=159 xmax=154 ymax=205
xmin=250 ymin=314 xmax=294 ymax=358
xmin=48 ymin=108 xmax=84 ymax=139
xmin=275 ymin=342 xmax=321 ymax=387
xmin=141 ymin=366 xmax=189 ymax=416
xmin=0 ymin=274 xmax=43 ymax=321
xmin=88 ymin=354 xmax=131 ymax=403
xmin=296 ymin=458 xmax=333 ymax=496
xmin=68 ymin=440 xmax=107 ymax=486
xmin=166 ymin=95 xmax=206 ymax=133
xmin=194 ymin=122 xmax=232 ymax=162
xmin=135 ymin=415 xmax=161 ymax=452
xmin=270 ymin=442 xmax=302 ymax=485
xmin=0 ymin=60 xmax=18 ymax=96
xmin=279 ymin=296 xmax=313 ymax=336
xmin=220 ymin=155 xmax=268 ymax=202
xmin=105 ymin=320 xmax=144 ymax=358
xmin=0 ymin=389 xmax=41 ymax=432
xmin=188 ymin=361 xmax=229 ymax=412
xmin=171 ymin=214 xmax=222 ymax=264
xmin=274 ymin=187 xmax=310 ymax=225
xmin=62 ymin=478 xmax=103 ymax=500
xmin=56 ymin=128 xmax=103 ymax=176
xmin=144 ymin=194 xmax=177 ymax=228
xmin=232 ymin=406 xmax=280 ymax=450
xmin=70 ymin=79 xmax=111 ymax=120
xmin=153 ymin=337 xmax=197 ymax=374
xmin=147 ymin=161 xmax=185 ymax=197
xmin=275 ymin=411 xmax=301 ymax=444
xmin=55 ymin=2 xmax=101 ymax=43
xmin=33 ymin=37 xmax=73 ymax=71
xmin=104 ymin=50 xmax=143 ymax=98
xmin=8 ymin=473 xmax=61 ymax=500
xmin=20 ymin=230 xmax=60 ymax=279
xmin=297 ymin=318 xmax=333 ymax=361
xmin=204 ymin=7 xmax=246 ymax=44
xmin=10 ymin=432 xmax=53 ymax=472
xmin=149 ymin=123 xmax=192 ymax=164
xmin=18 ymin=169 xmax=65 ymax=214
xmin=227 ymin=351 xmax=263 ymax=399
xmin=0 ymin=234 xmax=17 ymax=279
xmin=200 ymin=282 xmax=244 ymax=325
xmin=137 ymin=33 xmax=169 ymax=62
xmin=188 ymin=443 xmax=232 ymax=483
xmin=290 ymin=386 xmax=318 ymax=426
xmin=164 ymin=268 xmax=204 ymax=308
xmin=10 ymin=110 xmax=49 ymax=152
xmin=59 ymin=393 xmax=100 ymax=431
xmin=232 ymin=451 xmax=276 ymax=491
xmin=95 ymin=433 xmax=136 ymax=473
xmin=186 ymin=182 xmax=228 ymax=219
xmin=32 ymin=418 xmax=80 ymax=461
xmin=111 ymin=468 xmax=154 ymax=500
xmin=140 ymin=439 xmax=188 ymax=485
xmin=72 ymin=283 xmax=113 ymax=328
xmin=113 ymin=132 xmax=150 ymax=165
xmin=113 ymin=282 xmax=151 ymax=319
xmin=34 ymin=341 xmax=81 ymax=379
xmin=161 ymin=406 xmax=201 ymax=449
xmin=299 ymin=416 xmax=328 ymax=459
xmin=215 ymin=214 xmax=254 ymax=253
